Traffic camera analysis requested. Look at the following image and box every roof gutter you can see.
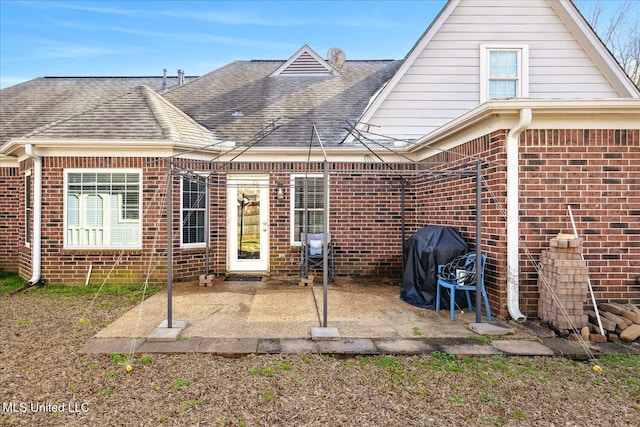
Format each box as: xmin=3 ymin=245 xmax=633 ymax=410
xmin=25 ymin=144 xmax=42 ymax=285
xmin=506 ymin=108 xmax=531 ymax=322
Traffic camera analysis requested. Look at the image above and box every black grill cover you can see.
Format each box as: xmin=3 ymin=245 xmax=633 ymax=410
xmin=400 ymin=225 xmax=468 ymax=309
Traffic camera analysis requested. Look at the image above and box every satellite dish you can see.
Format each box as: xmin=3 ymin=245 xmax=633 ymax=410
xmin=327 ymin=48 xmax=346 ymax=69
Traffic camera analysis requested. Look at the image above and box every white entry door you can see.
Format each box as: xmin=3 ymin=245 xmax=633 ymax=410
xmin=227 ymin=175 xmax=270 ymax=272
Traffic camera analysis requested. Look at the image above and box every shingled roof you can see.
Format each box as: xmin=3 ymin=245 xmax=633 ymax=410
xmin=1 ymin=48 xmax=402 ymax=150
xmin=19 ymin=85 xmax=215 ymax=144
xmin=164 ymin=59 xmax=402 ymax=148
xmin=0 ymin=76 xmax=177 ymax=146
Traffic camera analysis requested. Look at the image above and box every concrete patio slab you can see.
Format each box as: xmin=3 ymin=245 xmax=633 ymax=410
xmin=311 ymin=326 xmax=341 ymax=340
xmin=258 ymin=338 xmax=320 ymax=354
xmin=148 ymin=319 xmax=189 ymax=342
xmin=438 ymin=341 xmax=503 ymax=356
xmin=469 ymin=322 xmax=515 ymax=336
xmin=137 ymin=337 xmax=203 ymax=353
xmin=80 ymin=277 xmax=573 ymax=357
xmin=198 ymin=338 xmax=260 ymax=356
xmin=373 ymin=338 xmax=435 ymax=355
xmin=491 ymin=340 xmax=555 ymax=356
xmin=316 ymin=339 xmax=379 ymax=355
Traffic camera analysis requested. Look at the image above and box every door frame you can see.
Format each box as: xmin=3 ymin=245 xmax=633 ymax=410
xmin=226 ymin=174 xmax=270 ymax=273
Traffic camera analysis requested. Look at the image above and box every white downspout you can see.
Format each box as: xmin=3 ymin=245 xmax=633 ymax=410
xmin=25 ymin=144 xmax=42 ymax=285
xmin=506 ymin=109 xmax=531 ymax=322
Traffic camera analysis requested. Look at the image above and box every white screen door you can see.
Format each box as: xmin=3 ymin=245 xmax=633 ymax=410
xmin=227 ymin=175 xmax=269 ymax=272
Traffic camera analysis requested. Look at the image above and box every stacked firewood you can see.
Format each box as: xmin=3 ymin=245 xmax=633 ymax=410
xmin=585 ymin=302 xmax=640 ymax=343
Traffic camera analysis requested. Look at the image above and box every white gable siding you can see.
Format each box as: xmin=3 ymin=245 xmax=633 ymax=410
xmin=367 ymin=0 xmax=621 ymax=140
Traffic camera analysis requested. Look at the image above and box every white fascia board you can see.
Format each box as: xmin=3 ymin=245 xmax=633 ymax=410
xmin=0 ymin=138 xmax=233 ymax=160
xmin=410 ymin=98 xmax=640 ymax=156
xmin=0 ymin=154 xmax=19 ymax=167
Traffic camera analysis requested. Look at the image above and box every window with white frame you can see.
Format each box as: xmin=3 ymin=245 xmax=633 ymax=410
xmin=181 ymin=173 xmax=208 ymax=247
xmin=291 ymin=175 xmax=324 ymax=243
xmin=65 ymin=170 xmax=141 ymax=248
xmin=480 ymin=45 xmax=528 ymax=102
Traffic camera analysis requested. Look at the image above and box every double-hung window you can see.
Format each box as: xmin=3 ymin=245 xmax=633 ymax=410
xmin=480 ymin=45 xmax=529 ymax=102
xmin=181 ymin=173 xmax=208 ymax=247
xmin=291 ymin=174 xmax=324 ymax=243
xmin=65 ymin=170 xmax=141 ymax=248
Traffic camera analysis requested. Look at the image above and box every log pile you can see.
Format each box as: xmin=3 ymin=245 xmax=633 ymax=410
xmin=585 ymin=302 xmax=640 ymax=343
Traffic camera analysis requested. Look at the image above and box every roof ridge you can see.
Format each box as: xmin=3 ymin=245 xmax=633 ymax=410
xmin=141 ymin=85 xmax=214 ymax=142
xmin=140 ymin=85 xmax=180 ymax=140
xmin=142 ymin=85 xmax=213 ymax=139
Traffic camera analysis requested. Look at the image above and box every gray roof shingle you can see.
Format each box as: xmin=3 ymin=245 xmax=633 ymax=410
xmin=0 ymin=76 xmax=180 ymax=146
xmin=164 ymin=60 xmax=402 ymax=147
xmin=20 ymin=85 xmax=214 ymax=144
xmin=1 ymin=57 xmax=401 ymax=149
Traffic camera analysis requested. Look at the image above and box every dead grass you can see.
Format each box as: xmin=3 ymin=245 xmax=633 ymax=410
xmin=1 ymin=274 xmax=639 ymax=426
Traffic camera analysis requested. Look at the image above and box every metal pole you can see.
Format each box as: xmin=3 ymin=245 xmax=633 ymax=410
xmin=205 ymin=175 xmax=210 ymax=275
xmin=323 ymin=160 xmax=329 ymax=327
xmin=303 ymin=177 xmax=308 ymax=277
xmin=166 ymin=161 xmax=173 ymax=329
xmin=567 ymin=204 xmax=605 ymax=335
xmin=401 ymin=178 xmax=406 ymax=278
xmin=476 ymin=159 xmax=482 ymax=323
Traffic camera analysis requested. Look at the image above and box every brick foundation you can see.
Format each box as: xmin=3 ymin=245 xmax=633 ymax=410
xmin=538 ymin=235 xmax=589 ymax=331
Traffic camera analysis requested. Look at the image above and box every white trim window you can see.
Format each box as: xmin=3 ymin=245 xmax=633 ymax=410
xmin=291 ymin=174 xmax=324 ymax=244
xmin=64 ymin=170 xmax=141 ymax=248
xmin=181 ymin=173 xmax=208 ymax=247
xmin=480 ymin=45 xmax=529 ymax=102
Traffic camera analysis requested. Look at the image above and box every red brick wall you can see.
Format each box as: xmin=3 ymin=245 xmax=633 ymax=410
xmin=213 ymin=162 xmax=412 ymax=279
xmin=11 ymin=135 xmax=638 ymax=314
xmin=13 ymin=158 xmax=415 ymax=285
xmin=0 ymin=166 xmax=20 ymax=272
xmin=19 ymin=157 xmax=172 ymax=285
xmin=416 ymin=128 xmax=640 ymax=318
xmin=520 ymin=129 xmax=640 ymax=308
xmin=415 ymin=132 xmax=510 ymax=317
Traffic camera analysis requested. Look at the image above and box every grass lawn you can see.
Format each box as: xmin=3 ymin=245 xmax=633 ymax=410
xmin=1 ymin=271 xmax=639 ymax=426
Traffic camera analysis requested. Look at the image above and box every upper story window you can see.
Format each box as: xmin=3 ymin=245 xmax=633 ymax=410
xmin=290 ymin=174 xmax=324 ymax=244
xmin=480 ymin=45 xmax=529 ymax=102
xmin=181 ymin=173 xmax=208 ymax=247
xmin=64 ymin=170 xmax=141 ymax=249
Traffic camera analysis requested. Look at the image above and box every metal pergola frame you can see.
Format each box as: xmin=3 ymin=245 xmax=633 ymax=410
xmin=161 ymin=153 xmax=487 ymax=329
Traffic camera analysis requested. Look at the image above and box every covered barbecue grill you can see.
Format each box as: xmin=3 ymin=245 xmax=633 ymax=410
xmin=400 ymin=225 xmax=469 ymax=309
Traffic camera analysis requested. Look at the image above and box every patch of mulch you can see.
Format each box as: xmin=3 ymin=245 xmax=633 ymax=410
xmin=1 ymin=291 xmax=639 ymax=426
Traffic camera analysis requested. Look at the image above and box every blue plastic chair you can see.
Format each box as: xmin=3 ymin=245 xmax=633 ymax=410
xmin=435 ymin=253 xmax=492 ymax=321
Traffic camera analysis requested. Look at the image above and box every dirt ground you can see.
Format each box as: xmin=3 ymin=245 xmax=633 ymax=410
xmin=1 ymin=288 xmax=639 ymax=426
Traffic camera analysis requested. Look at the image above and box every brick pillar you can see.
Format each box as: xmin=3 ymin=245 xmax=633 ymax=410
xmin=537 ymin=235 xmax=589 ymax=332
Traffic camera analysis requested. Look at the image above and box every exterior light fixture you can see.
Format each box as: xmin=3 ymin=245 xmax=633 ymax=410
xmin=277 ymin=184 xmax=284 ymax=200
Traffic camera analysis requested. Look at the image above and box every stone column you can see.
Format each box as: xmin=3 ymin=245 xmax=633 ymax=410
xmin=538 ymin=235 xmax=589 ymax=332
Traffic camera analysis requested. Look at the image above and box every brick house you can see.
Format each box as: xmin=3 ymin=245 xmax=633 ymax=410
xmin=1 ymin=0 xmax=638 ymax=319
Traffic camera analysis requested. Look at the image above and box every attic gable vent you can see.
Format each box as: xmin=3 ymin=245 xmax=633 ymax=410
xmin=270 ymin=44 xmax=341 ymax=77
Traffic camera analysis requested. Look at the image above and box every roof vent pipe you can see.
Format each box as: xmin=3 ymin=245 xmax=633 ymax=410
xmin=506 ymin=108 xmax=531 ymax=322
xmin=161 ymin=68 xmax=168 ymax=91
xmin=25 ymin=144 xmax=42 ymax=286
xmin=177 ymin=69 xmax=184 ymax=86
